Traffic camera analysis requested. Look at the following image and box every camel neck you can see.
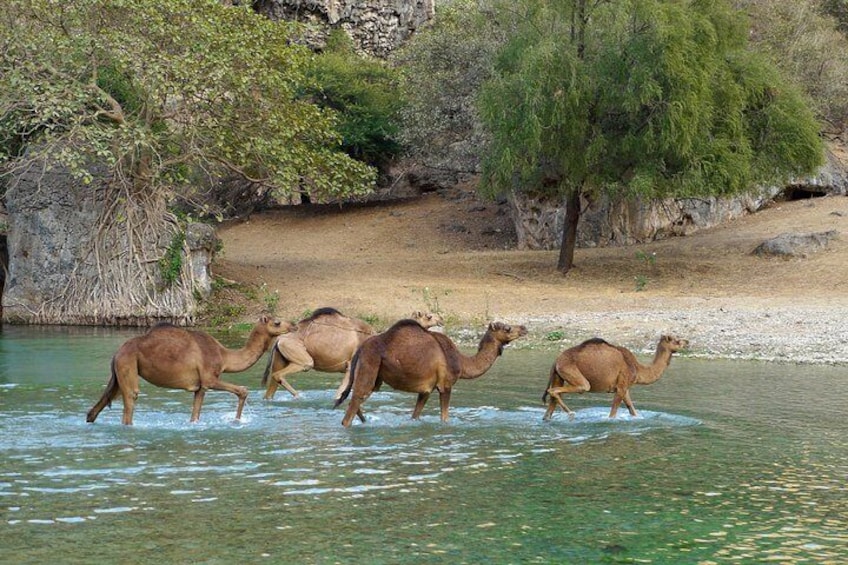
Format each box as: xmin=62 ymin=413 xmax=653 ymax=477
xmin=635 ymin=345 xmax=673 ymax=385
xmin=459 ymin=332 xmax=502 ymax=379
xmin=222 ymin=327 xmax=270 ymax=373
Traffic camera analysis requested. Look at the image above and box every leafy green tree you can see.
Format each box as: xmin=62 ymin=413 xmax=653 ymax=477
xmin=306 ymin=30 xmax=404 ymax=177
xmin=0 ymin=0 xmax=375 ymax=203
xmin=0 ymin=0 xmax=376 ymax=322
xmin=478 ymin=0 xmax=824 ymax=273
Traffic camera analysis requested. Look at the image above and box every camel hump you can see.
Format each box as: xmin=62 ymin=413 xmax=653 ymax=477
xmin=304 ymin=307 xmax=343 ymax=322
xmin=387 ymin=319 xmax=431 ymax=333
xmin=580 ymin=337 xmax=613 ymax=348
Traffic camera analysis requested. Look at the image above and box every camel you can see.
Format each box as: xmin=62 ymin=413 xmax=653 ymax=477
xmin=261 ymin=308 xmax=443 ymax=400
xmin=86 ymin=316 xmax=294 ymax=425
xmin=542 ymin=335 xmax=689 ymax=420
xmin=336 ymin=320 xmax=527 ymax=427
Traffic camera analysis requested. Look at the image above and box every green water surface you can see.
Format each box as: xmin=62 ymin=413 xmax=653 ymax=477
xmin=1 ymin=325 xmax=846 ymax=564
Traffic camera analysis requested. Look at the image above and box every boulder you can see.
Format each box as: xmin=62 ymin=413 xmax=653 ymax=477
xmin=752 ymin=230 xmax=839 ymax=258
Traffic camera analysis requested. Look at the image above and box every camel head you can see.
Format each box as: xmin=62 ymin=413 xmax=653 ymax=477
xmin=660 ymin=335 xmax=689 ymax=352
xmin=410 ymin=310 xmax=444 ymax=330
xmin=259 ymin=315 xmax=296 ymax=337
xmin=487 ymin=322 xmax=528 ymax=345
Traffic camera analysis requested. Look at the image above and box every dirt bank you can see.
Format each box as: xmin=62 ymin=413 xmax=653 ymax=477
xmin=210 ymin=185 xmax=848 ymax=364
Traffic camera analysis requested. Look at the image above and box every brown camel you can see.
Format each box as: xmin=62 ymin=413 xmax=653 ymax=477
xmin=542 ymin=335 xmax=689 ymax=420
xmin=86 ymin=316 xmax=294 ymax=425
xmin=261 ymin=308 xmax=443 ymax=401
xmin=336 ymin=320 xmax=527 ymax=427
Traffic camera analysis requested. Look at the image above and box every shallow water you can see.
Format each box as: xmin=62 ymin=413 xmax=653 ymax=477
xmin=1 ymin=325 xmax=846 ymax=564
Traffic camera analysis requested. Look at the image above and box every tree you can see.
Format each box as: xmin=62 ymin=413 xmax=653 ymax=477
xmin=0 ymin=0 xmax=375 ymax=201
xmin=0 ymin=0 xmax=376 ymax=323
xmin=305 ymin=30 xmax=404 ymax=179
xmin=478 ymin=0 xmax=824 ymax=273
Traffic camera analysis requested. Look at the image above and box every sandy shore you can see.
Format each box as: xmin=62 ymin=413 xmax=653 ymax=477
xmin=511 ymin=301 xmax=848 ymax=365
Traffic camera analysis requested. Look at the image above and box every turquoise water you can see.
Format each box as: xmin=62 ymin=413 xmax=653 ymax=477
xmin=1 ymin=325 xmax=846 ymax=564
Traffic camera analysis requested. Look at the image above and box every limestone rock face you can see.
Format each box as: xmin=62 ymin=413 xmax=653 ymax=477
xmin=2 ymin=158 xmax=216 ymax=325
xmin=508 ymin=149 xmax=848 ymax=250
xmin=254 ymin=0 xmax=434 ymax=57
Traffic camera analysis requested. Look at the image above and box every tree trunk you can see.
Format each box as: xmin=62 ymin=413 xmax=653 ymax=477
xmin=557 ymin=189 xmax=581 ymax=273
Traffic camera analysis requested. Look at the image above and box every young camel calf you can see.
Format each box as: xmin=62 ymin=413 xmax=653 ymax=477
xmin=542 ymin=335 xmax=689 ymax=420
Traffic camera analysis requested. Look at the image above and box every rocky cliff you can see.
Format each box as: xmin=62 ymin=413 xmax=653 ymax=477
xmin=254 ymin=0 xmax=434 ymax=56
xmin=1 ymin=156 xmax=217 ymax=325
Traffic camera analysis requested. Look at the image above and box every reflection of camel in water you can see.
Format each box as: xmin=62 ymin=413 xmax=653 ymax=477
xmin=542 ymin=335 xmax=689 ymax=420
xmin=261 ymin=308 xmax=443 ymax=400
xmin=86 ymin=316 xmax=294 ymax=425
xmin=337 ymin=320 xmax=527 ymax=427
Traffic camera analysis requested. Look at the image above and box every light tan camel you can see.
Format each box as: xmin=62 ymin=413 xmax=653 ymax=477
xmin=261 ymin=308 xmax=444 ymax=401
xmin=336 ymin=320 xmax=527 ymax=427
xmin=86 ymin=316 xmax=294 ymax=425
xmin=542 ymin=335 xmax=689 ymax=420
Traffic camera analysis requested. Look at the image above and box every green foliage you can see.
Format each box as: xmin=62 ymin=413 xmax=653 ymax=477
xmin=306 ymin=31 xmax=404 ymax=171
xmin=259 ymin=283 xmax=280 ymax=312
xmin=544 ymin=330 xmax=565 ymax=342
xmin=159 ymin=231 xmax=185 ymax=287
xmin=0 ymin=0 xmax=375 ymax=201
xmin=477 ymin=0 xmax=824 ymax=271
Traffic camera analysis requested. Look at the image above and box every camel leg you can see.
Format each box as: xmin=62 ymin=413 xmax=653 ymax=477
xmin=438 ymin=389 xmax=452 ymax=423
xmin=411 ymin=392 xmax=430 ymax=420
xmin=542 ymin=398 xmax=560 ymax=421
xmin=265 ymin=363 xmax=308 ymax=400
xmin=342 ymin=395 xmax=367 ymax=427
xmin=265 ymin=338 xmax=314 ymax=400
xmin=87 ymin=367 xmax=122 ymax=423
xmin=120 ymin=388 xmax=138 ymax=426
xmin=191 ymin=389 xmax=207 ymax=423
xmin=621 ymin=389 xmax=639 ymax=417
xmin=207 ymin=380 xmax=250 ymax=421
xmin=333 ymin=363 xmax=353 ymax=404
xmin=545 ymin=370 xmax=590 ymax=421
xmin=609 ymin=393 xmax=623 ymax=418
xmin=114 ymin=359 xmax=140 ymax=426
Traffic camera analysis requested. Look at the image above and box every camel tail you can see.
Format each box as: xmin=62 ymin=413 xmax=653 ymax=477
xmin=542 ymin=365 xmax=557 ymax=404
xmin=260 ymin=348 xmax=275 ymax=387
xmin=334 ymin=349 xmax=360 ymax=408
xmin=86 ymin=358 xmax=119 ymax=423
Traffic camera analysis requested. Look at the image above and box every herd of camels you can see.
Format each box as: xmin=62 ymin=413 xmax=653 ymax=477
xmin=86 ymin=307 xmax=689 ymax=427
